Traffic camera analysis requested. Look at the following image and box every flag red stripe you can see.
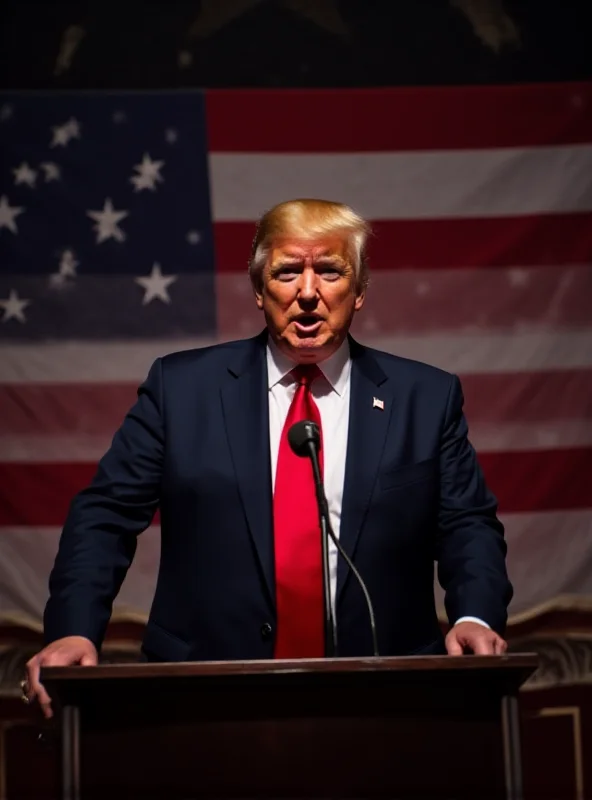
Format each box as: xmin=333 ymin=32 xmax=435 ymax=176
xmin=0 ymin=383 xmax=137 ymax=434
xmin=0 ymin=449 xmax=589 ymax=526
xmin=478 ymin=448 xmax=592 ymax=514
xmin=213 ymin=214 xmax=592 ymax=272
xmin=1 ymin=371 xmax=591 ymax=437
xmin=460 ymin=369 xmax=592 ymax=424
xmin=206 ymin=83 xmax=592 ymax=153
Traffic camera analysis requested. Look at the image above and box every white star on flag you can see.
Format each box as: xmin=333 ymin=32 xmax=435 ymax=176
xmin=50 ymin=116 xmax=81 ymax=147
xmin=165 ymin=128 xmax=178 ymax=144
xmin=49 ymin=250 xmax=78 ymax=288
xmin=113 ymin=111 xmax=127 ymax=124
xmin=51 ymin=124 xmax=70 ymax=147
xmin=13 ymin=162 xmax=38 ymax=188
xmin=87 ymin=198 xmax=129 ymax=244
xmin=130 ymin=153 xmax=165 ymax=192
xmin=186 ymin=230 xmax=201 ymax=245
xmin=0 ymin=195 xmax=25 ymax=234
xmin=58 ymin=249 xmax=79 ymax=278
xmin=0 ymin=104 xmax=13 ymax=122
xmin=0 ymin=289 xmax=30 ymax=323
xmin=66 ymin=117 xmax=81 ymax=138
xmin=40 ymin=162 xmax=61 ymax=182
xmin=135 ymin=263 xmax=177 ymax=305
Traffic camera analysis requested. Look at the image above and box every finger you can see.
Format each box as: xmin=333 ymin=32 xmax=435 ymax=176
xmin=32 ymin=648 xmax=72 ymax=715
xmin=472 ymin=636 xmax=495 ymax=655
xmin=36 ymin=646 xmax=96 ymax=714
xmin=494 ymin=636 xmax=508 ymax=655
xmin=445 ymin=633 xmax=464 ymax=656
xmin=30 ymin=669 xmax=54 ymax=718
xmin=26 ymin=669 xmax=53 ymax=719
xmin=25 ymin=656 xmax=43 ymax=702
xmin=39 ymin=695 xmax=54 ymax=719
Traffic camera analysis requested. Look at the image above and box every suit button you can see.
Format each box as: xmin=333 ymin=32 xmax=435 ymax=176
xmin=260 ymin=623 xmax=273 ymax=640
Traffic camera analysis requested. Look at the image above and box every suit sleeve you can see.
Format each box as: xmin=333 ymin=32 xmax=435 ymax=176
xmin=435 ymin=374 xmax=513 ymax=634
xmin=43 ymin=358 xmax=165 ymax=650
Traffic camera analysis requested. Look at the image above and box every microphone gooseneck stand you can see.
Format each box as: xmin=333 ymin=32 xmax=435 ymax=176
xmin=306 ymin=440 xmax=338 ymax=658
xmin=288 ymin=420 xmax=379 ymax=659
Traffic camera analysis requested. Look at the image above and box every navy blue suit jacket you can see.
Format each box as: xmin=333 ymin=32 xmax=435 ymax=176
xmin=44 ymin=331 xmax=512 ymax=661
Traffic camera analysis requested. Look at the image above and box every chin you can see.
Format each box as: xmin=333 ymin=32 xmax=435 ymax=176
xmin=284 ymin=336 xmax=333 ymax=362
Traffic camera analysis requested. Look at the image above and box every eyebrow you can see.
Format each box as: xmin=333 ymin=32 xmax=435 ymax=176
xmin=315 ymin=255 xmax=346 ymax=266
xmin=270 ymin=254 xmax=347 ymax=270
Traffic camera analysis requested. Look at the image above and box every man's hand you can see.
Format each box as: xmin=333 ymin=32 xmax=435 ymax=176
xmin=445 ymin=621 xmax=507 ymax=656
xmin=24 ymin=636 xmax=98 ymax=718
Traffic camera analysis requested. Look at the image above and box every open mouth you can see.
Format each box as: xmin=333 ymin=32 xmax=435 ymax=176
xmin=293 ymin=314 xmax=323 ymax=334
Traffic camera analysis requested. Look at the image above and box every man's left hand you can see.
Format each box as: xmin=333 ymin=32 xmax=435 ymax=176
xmin=445 ymin=621 xmax=507 ymax=655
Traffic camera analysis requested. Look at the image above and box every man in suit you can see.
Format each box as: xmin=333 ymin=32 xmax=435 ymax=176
xmin=24 ymin=198 xmax=512 ymax=718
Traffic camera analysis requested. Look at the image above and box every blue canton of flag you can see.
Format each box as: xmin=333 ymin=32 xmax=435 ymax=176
xmin=0 ymin=90 xmax=215 ymax=340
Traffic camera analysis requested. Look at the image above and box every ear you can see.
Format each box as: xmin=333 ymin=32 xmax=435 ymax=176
xmin=354 ymin=289 xmax=365 ymax=312
xmin=254 ymin=283 xmax=264 ymax=309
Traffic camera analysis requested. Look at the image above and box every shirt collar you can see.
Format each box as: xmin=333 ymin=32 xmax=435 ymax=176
xmin=266 ymin=335 xmax=351 ymax=397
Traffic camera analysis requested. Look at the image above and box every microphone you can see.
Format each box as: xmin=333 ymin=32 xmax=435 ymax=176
xmin=288 ymin=420 xmax=379 ymax=658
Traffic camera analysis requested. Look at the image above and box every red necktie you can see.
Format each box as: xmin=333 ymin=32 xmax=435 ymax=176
xmin=273 ymin=365 xmax=324 ymax=659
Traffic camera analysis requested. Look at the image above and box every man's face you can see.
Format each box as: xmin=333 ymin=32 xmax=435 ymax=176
xmin=254 ymin=235 xmax=365 ymax=363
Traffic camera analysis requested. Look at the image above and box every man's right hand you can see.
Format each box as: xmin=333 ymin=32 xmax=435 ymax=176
xmin=24 ymin=636 xmax=98 ymax=719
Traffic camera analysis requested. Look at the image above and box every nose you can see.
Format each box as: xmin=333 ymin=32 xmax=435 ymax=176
xmin=298 ymin=266 xmax=318 ymax=302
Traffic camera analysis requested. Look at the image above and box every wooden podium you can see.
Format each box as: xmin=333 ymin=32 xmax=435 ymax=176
xmin=41 ymin=654 xmax=537 ymax=800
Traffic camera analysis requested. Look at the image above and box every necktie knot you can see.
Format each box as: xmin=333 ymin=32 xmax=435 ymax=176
xmin=291 ymin=364 xmax=322 ymax=388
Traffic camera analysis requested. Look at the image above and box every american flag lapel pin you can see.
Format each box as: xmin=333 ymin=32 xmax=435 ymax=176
xmin=372 ymin=397 xmax=384 ymax=410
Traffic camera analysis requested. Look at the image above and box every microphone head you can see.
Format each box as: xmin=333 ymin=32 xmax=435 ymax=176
xmin=288 ymin=420 xmax=320 ymax=457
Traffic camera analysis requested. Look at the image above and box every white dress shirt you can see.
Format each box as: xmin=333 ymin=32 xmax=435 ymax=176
xmin=267 ymin=336 xmax=350 ymax=612
xmin=266 ymin=337 xmax=488 ymax=630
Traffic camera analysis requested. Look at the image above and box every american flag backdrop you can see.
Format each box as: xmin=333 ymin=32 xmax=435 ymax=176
xmin=0 ymin=83 xmax=591 ymax=632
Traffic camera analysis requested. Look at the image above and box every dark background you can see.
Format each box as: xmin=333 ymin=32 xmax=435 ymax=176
xmin=0 ymin=0 xmax=590 ymax=90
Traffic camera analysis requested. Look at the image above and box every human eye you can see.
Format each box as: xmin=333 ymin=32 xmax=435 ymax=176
xmin=276 ymin=267 xmax=299 ymax=281
xmin=273 ymin=263 xmax=301 ymax=280
xmin=318 ymin=265 xmax=341 ymax=280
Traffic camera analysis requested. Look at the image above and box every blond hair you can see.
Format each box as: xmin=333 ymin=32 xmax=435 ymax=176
xmin=249 ymin=198 xmax=371 ymax=292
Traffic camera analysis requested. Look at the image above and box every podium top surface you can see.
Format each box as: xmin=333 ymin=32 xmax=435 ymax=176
xmin=41 ymin=653 xmax=538 ymax=684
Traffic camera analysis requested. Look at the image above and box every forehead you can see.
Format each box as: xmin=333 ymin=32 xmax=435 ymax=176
xmin=268 ymin=235 xmax=349 ymax=263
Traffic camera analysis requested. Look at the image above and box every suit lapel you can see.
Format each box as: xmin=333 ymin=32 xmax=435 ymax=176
xmin=337 ymin=337 xmax=394 ymax=604
xmin=221 ymin=332 xmax=275 ymax=606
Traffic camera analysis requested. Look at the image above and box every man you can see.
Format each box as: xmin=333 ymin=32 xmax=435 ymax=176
xmin=25 ymin=198 xmax=513 ymax=718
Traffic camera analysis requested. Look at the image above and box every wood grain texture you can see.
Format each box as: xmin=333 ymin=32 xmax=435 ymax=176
xmin=41 ymin=652 xmax=538 ymax=682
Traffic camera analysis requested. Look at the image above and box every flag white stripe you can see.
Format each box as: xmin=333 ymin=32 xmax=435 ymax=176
xmin=0 ymin=418 xmax=589 ymax=463
xmin=0 ymin=526 xmax=160 ymax=620
xmin=2 ymin=510 xmax=591 ymax=624
xmin=1 ymin=329 xmax=591 ymax=383
xmin=435 ymin=509 xmax=592 ymax=617
xmin=209 ymin=145 xmax=592 ymax=221
xmin=356 ymin=329 xmax=592 ymax=374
